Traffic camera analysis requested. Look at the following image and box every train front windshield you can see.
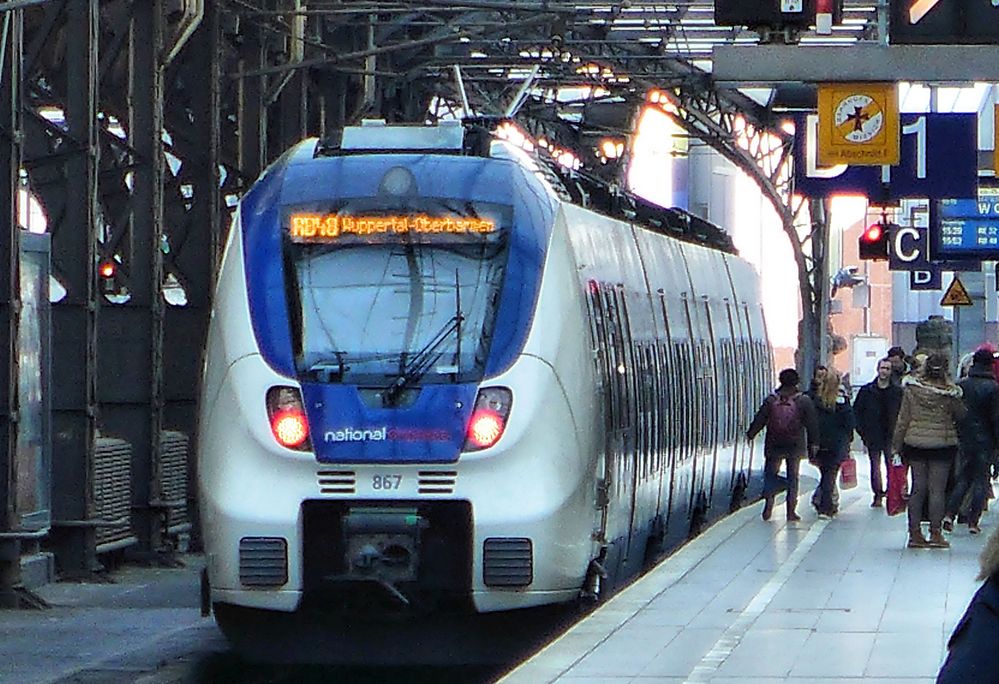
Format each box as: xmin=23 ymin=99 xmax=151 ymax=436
xmin=284 ymin=199 xmax=511 ymax=386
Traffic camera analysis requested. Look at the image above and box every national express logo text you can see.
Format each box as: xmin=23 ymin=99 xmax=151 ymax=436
xmin=324 ymin=427 xmax=451 ymax=443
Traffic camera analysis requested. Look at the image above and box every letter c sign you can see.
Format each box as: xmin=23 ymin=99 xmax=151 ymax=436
xmin=893 ymin=226 xmax=921 ymax=263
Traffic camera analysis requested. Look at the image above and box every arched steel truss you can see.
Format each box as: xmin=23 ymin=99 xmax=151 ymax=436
xmin=0 ymin=0 xmax=831 ymax=598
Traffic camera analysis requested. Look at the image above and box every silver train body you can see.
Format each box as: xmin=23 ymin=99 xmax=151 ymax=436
xmin=197 ymin=122 xmax=772 ymax=652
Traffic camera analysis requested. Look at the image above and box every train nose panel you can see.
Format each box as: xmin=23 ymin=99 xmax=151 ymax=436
xmin=301 ymin=382 xmax=478 ymax=463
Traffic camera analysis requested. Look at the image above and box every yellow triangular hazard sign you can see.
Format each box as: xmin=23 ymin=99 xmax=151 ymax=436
xmin=941 ymin=276 xmax=973 ymax=307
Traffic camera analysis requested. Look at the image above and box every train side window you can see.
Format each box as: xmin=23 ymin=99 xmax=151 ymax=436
xmin=645 ymin=346 xmax=656 ymax=477
xmin=588 ymin=283 xmax=613 ymax=431
xmin=648 ymin=346 xmax=661 ymax=474
xmin=678 ymin=340 xmax=691 ymax=456
xmin=732 ymin=342 xmax=739 ymax=440
xmin=605 ymin=286 xmax=625 ymax=431
xmin=613 ymin=286 xmax=633 ymax=433
xmin=662 ymin=344 xmax=674 ymax=454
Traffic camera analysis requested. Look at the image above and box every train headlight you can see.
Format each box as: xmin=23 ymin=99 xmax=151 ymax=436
xmin=462 ymin=387 xmax=512 ymax=452
xmin=266 ymin=386 xmax=312 ymax=451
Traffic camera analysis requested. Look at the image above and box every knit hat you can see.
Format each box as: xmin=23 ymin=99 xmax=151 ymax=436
xmin=973 ymin=348 xmax=995 ymax=367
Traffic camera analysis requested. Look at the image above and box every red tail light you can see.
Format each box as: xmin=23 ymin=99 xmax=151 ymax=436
xmin=463 ymin=387 xmax=512 ymax=452
xmin=266 ymin=387 xmax=311 ymax=450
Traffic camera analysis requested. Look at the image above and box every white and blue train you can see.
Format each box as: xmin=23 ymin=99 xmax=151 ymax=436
xmin=197 ymin=120 xmax=772 ymax=660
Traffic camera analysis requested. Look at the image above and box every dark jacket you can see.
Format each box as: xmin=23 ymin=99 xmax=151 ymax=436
xmin=746 ymin=386 xmax=818 ymax=457
xmin=853 ymin=379 xmax=902 ymax=450
xmin=957 ymin=364 xmax=999 ymax=453
xmin=938 ymin=527 xmax=999 ymax=684
xmin=809 ymin=388 xmax=855 ymax=461
xmin=938 ymin=577 xmax=999 ymax=684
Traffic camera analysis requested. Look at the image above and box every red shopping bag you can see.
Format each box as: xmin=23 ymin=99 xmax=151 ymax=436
xmin=840 ymin=456 xmax=858 ymax=489
xmin=886 ymin=454 xmax=908 ymax=517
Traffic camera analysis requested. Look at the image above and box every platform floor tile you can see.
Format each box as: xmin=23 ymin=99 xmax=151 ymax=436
xmin=501 ymin=466 xmax=987 ymax=684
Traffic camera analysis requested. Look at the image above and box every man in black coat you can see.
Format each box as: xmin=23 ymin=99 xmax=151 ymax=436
xmin=943 ymin=348 xmax=999 ymax=534
xmin=937 ymin=525 xmax=999 ymax=683
xmin=853 ymin=358 xmax=903 ymax=507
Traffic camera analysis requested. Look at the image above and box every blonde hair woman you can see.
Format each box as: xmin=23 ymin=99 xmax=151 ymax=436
xmin=807 ymin=369 xmax=855 ymax=517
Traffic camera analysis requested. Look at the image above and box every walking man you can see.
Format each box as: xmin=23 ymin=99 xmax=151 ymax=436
xmin=853 ymin=358 xmax=903 ymax=507
xmin=887 ymin=346 xmax=909 ymax=386
xmin=943 ymin=348 xmax=999 ymax=535
xmin=747 ymin=368 xmax=818 ymax=522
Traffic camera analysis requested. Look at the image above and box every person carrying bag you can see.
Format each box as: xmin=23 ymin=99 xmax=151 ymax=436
xmin=891 ymin=353 xmax=966 ymax=549
xmin=807 ymin=368 xmax=854 ymax=517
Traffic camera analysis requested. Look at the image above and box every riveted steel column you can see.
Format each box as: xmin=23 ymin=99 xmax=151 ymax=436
xmin=238 ymin=0 xmax=266 ymax=180
xmin=106 ymin=0 xmax=165 ymax=553
xmin=50 ymin=0 xmax=100 ymax=576
xmin=0 ymin=9 xmax=24 ymax=606
xmin=165 ymin=0 xmax=222 ymax=548
xmin=275 ymin=0 xmax=307 ymax=156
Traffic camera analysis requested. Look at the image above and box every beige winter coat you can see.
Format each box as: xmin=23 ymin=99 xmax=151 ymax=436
xmin=891 ymin=375 xmax=966 ymax=452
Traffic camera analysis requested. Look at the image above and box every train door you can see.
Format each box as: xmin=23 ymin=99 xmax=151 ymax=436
xmin=742 ymin=300 xmax=773 ymax=487
xmin=656 ymin=291 xmax=679 ymax=535
xmin=698 ymin=297 xmax=721 ymax=509
xmin=723 ymin=299 xmax=744 ymax=495
xmin=587 ymin=281 xmax=638 ymax=584
xmin=584 ymin=280 xmax=613 ymax=551
xmin=612 ymin=285 xmax=641 ymax=570
xmin=678 ymin=294 xmax=703 ymax=518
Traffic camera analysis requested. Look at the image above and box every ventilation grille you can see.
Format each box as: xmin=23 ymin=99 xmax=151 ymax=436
xmin=318 ymin=470 xmax=356 ymax=494
xmin=160 ymin=431 xmax=190 ymax=532
xmin=418 ymin=471 xmax=458 ymax=494
xmin=483 ymin=537 xmax=533 ymax=587
xmin=239 ymin=537 xmax=288 ymax=587
xmin=94 ymin=437 xmax=135 ymax=551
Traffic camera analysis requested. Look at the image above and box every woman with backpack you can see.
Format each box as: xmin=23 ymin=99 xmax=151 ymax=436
xmin=891 ymin=352 xmax=966 ymax=549
xmin=747 ymin=368 xmax=819 ymax=522
xmin=807 ymin=368 xmax=855 ymax=517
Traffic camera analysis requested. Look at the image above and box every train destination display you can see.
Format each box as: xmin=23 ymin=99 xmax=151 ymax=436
xmin=289 ymin=213 xmax=497 ymax=241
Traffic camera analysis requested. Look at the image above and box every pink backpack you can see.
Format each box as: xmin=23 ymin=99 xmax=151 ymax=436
xmin=767 ymin=392 xmax=802 ymax=445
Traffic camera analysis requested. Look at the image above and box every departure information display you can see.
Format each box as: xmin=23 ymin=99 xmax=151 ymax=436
xmin=931 ymin=191 xmax=999 ymax=259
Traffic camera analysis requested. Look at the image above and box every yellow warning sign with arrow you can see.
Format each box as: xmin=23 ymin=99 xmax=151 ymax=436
xmin=940 ymin=276 xmax=973 ymax=307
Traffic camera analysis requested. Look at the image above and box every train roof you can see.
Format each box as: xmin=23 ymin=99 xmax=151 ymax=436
xmin=261 ymin=120 xmax=737 ymax=256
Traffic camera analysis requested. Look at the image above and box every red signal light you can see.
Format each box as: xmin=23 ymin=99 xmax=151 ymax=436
xmin=266 ymin=386 xmax=311 ymax=451
xmin=99 ymin=261 xmax=116 ymax=278
xmin=859 ymin=221 xmax=890 ymax=260
xmin=466 ymin=410 xmax=504 ymax=450
xmin=462 ymin=387 xmax=512 ymax=452
xmin=271 ymin=410 xmax=310 ymax=448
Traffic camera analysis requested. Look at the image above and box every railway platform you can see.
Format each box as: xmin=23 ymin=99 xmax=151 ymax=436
xmin=501 ymin=465 xmax=988 ymax=684
xmin=0 ymin=558 xmax=221 ymax=683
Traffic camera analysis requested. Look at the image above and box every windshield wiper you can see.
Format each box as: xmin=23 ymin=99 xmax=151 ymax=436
xmin=383 ymin=272 xmax=464 ymax=407
xmin=382 ymin=313 xmax=463 ymax=407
